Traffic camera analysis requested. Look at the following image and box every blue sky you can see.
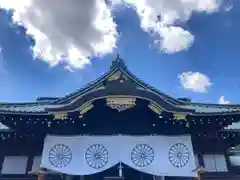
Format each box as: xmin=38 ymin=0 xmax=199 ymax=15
xmin=0 ymin=0 xmax=239 ymax=104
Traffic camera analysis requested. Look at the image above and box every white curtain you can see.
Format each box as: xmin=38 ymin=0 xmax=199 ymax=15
xmin=41 ymin=136 xmax=119 ymax=175
xmin=118 ymin=136 xmax=195 ymax=177
xmin=1 ymin=156 xmax=28 ymax=174
xmin=41 ymin=135 xmax=196 ymax=177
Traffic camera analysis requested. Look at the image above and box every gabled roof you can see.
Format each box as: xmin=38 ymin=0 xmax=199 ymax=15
xmin=0 ymin=55 xmax=240 ymax=115
xmin=50 ymin=55 xmax=183 ymax=106
xmin=179 ymin=103 xmax=240 ymax=114
xmin=0 ymin=101 xmax=57 ymax=113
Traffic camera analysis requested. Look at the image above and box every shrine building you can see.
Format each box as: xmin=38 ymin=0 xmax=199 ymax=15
xmin=0 ymin=56 xmax=239 ymax=180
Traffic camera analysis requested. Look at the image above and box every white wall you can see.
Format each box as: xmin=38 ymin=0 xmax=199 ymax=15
xmin=1 ymin=156 xmax=28 ymax=174
xmin=229 ymin=155 xmax=240 ymax=166
xmin=203 ymin=154 xmax=228 ymax=172
xmin=31 ymin=156 xmax=42 ymax=171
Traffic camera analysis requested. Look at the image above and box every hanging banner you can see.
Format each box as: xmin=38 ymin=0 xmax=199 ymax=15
xmin=41 ymin=135 xmax=196 ymax=177
xmin=41 ymin=135 xmax=119 ymax=175
xmin=119 ymin=136 xmax=196 ymax=177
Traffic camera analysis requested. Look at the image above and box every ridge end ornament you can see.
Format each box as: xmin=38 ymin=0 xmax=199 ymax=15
xmin=106 ymin=96 xmax=136 ymax=112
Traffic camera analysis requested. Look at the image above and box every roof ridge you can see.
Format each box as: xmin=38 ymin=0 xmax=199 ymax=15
xmin=52 ymin=55 xmax=128 ymax=104
xmin=184 ymin=101 xmax=240 ymax=107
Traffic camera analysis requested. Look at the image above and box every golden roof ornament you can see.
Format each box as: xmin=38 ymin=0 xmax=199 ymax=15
xmin=106 ymin=96 xmax=136 ymax=112
xmin=53 ymin=113 xmax=68 ymax=120
xmin=173 ymin=113 xmax=187 ymax=120
xmin=148 ymin=102 xmax=163 ymax=116
xmin=78 ymin=101 xmax=94 ymax=118
xmin=107 ymin=70 xmax=128 ymax=82
xmin=110 ymin=53 xmax=127 ymax=71
xmin=107 ymin=70 xmax=122 ymax=81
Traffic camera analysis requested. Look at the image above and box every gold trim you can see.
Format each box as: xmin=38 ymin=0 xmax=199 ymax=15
xmin=46 ymin=95 xmax=191 ymax=115
xmin=78 ymin=102 xmax=94 ymax=118
xmin=107 ymin=70 xmax=128 ymax=82
xmin=173 ymin=113 xmax=187 ymax=120
xmin=107 ymin=70 xmax=122 ymax=81
xmin=50 ymin=68 xmax=189 ymax=114
xmin=106 ymin=96 xmax=136 ymax=112
xmin=53 ymin=113 xmax=68 ymax=120
xmin=148 ymin=102 xmax=163 ymax=115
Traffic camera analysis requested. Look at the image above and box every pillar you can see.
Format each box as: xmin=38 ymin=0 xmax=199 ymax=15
xmin=196 ymin=171 xmax=201 ymax=180
xmin=38 ymin=172 xmax=46 ymax=180
xmin=194 ymin=166 xmax=207 ymax=180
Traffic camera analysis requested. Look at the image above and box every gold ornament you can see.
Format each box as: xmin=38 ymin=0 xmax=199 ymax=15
xmin=173 ymin=113 xmax=187 ymax=120
xmin=106 ymin=96 xmax=136 ymax=112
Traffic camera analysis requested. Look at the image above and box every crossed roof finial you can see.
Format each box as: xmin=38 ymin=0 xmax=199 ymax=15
xmin=110 ymin=53 xmax=127 ymax=70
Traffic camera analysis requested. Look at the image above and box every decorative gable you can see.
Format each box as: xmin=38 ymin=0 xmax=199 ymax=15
xmin=107 ymin=70 xmax=129 ymax=82
xmin=106 ymin=96 xmax=136 ymax=112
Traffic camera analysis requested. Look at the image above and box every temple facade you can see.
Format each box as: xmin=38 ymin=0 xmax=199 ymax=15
xmin=0 ymin=56 xmax=239 ymax=180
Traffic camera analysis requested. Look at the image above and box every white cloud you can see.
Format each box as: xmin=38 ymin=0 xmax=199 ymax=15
xmin=178 ymin=71 xmax=212 ymax=92
xmin=112 ymin=0 xmax=221 ymax=53
xmin=155 ymin=26 xmax=194 ymax=53
xmin=219 ymin=96 xmax=231 ymax=104
xmin=0 ymin=0 xmax=118 ymax=69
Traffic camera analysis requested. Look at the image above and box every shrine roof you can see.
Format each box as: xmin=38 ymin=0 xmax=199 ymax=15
xmin=0 ymin=55 xmax=240 ymax=115
xmin=0 ymin=101 xmax=240 ymax=114
xmin=179 ymin=103 xmax=240 ymax=114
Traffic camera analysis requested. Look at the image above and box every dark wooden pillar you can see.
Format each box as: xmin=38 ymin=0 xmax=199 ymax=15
xmin=225 ymin=152 xmax=233 ymax=172
xmin=0 ymin=148 xmax=5 ymax=173
xmin=26 ymin=155 xmax=34 ymax=175
xmin=29 ymin=168 xmax=47 ymax=180
xmin=198 ymin=153 xmax=205 ymax=167
xmin=194 ymin=167 xmax=207 ymax=180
